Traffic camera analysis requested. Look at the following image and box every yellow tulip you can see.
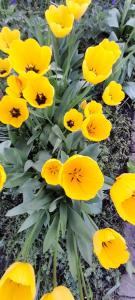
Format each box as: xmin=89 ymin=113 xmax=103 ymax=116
xmin=45 ymin=5 xmax=74 ymax=38
xmin=102 ymin=81 xmax=125 ymax=106
xmin=0 ymin=165 xmax=6 ymax=190
xmin=9 ymin=38 xmax=52 ymax=78
xmin=110 ymin=173 xmax=135 ymax=225
xmin=81 ymin=113 xmax=112 ymax=142
xmin=41 ymin=159 xmax=63 ymax=186
xmin=0 ymin=95 xmax=29 ymax=128
xmin=59 ymin=154 xmax=104 ymax=200
xmin=0 ymin=26 xmax=20 ymax=54
xmin=99 ymin=38 xmax=121 ymax=64
xmin=0 ymin=262 xmax=36 ymax=300
xmin=93 ymin=228 xmax=130 ymax=269
xmin=6 ymin=75 xmax=27 ymax=98
xmin=40 ymin=286 xmax=75 ymax=300
xmin=82 ymin=45 xmax=114 ymax=84
xmin=84 ymin=100 xmax=103 ymax=117
xmin=0 ymin=58 xmax=11 ymax=78
xmin=23 ymin=76 xmax=54 ymax=109
xmin=66 ymin=0 xmax=92 ymax=20
xmin=64 ymin=108 xmax=83 ymax=132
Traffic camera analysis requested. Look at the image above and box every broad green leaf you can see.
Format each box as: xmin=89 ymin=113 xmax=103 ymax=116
xmin=6 ymin=195 xmax=51 ymax=217
xmin=43 ymin=214 xmax=59 ymax=253
xmin=126 ymin=17 xmax=135 ymax=27
xmin=18 ymin=211 xmax=42 ymax=232
xmin=77 ymin=235 xmax=92 ymax=266
xmin=66 ymin=228 xmax=77 ymax=280
xmin=68 ymin=207 xmax=90 ymax=241
xmin=21 ymin=211 xmax=46 ymax=258
xmin=60 ymin=150 xmax=69 ymax=163
xmin=106 ymin=8 xmax=120 ymax=28
xmin=80 ymin=144 xmax=100 ymax=160
xmin=6 ymin=173 xmax=31 ymax=188
xmin=52 ymin=125 xmax=65 ymax=141
xmin=81 ymin=195 xmax=102 ymax=215
xmin=124 ymin=81 xmax=135 ymax=100
xmin=0 ymin=140 xmax=11 ymax=154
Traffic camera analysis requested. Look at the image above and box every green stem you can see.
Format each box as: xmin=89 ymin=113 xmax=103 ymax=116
xmin=51 ymin=34 xmax=60 ymax=67
xmin=73 ymin=236 xmax=84 ymax=300
xmin=53 ymin=247 xmax=57 ymax=288
xmin=53 ymin=221 xmax=60 ymax=288
xmin=79 ymin=260 xmax=90 ymax=300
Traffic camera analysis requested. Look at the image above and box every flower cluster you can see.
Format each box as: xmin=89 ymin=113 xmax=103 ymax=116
xmin=0 ymin=1 xmax=133 ymax=295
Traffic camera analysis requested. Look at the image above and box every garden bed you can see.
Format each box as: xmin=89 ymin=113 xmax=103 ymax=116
xmin=0 ymin=0 xmax=135 ymax=299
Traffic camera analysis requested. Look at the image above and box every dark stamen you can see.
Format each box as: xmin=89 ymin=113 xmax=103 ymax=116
xmin=36 ymin=93 xmax=47 ymax=105
xmin=25 ymin=65 xmax=39 ymax=73
xmin=67 ymin=120 xmax=74 ymax=128
xmin=10 ymin=108 xmax=21 ymax=118
xmin=0 ymin=70 xmax=6 ymax=75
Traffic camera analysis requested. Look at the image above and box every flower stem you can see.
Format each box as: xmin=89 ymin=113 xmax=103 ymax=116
xmin=73 ymin=236 xmax=84 ymax=300
xmin=53 ymin=221 xmax=60 ymax=288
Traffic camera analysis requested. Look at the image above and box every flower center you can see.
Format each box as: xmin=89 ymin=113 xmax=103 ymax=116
xmin=25 ymin=64 xmax=39 ymax=73
xmin=36 ymin=93 xmax=47 ymax=105
xmin=67 ymin=120 xmax=74 ymax=128
xmin=102 ymin=241 xmax=112 ymax=248
xmin=68 ymin=167 xmax=83 ymax=183
xmin=10 ymin=107 xmax=21 ymax=118
xmin=49 ymin=166 xmax=58 ymax=175
xmin=87 ymin=122 xmax=96 ymax=135
xmin=0 ymin=69 xmax=6 ymax=75
xmin=89 ymin=67 xmax=97 ymax=75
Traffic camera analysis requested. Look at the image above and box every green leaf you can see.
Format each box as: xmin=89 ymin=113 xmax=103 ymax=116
xmin=60 ymin=202 xmax=67 ymax=238
xmin=6 ymin=173 xmax=31 ymax=188
xmin=0 ymin=140 xmax=11 ymax=154
xmin=81 ymin=195 xmax=103 ymax=215
xmin=60 ymin=150 xmax=69 ymax=163
xmin=18 ymin=211 xmax=42 ymax=232
xmin=43 ymin=214 xmax=59 ymax=253
xmin=6 ymin=195 xmax=51 ymax=217
xmin=68 ymin=207 xmax=90 ymax=241
xmin=21 ymin=211 xmax=46 ymax=258
xmin=106 ymin=8 xmax=120 ymax=28
xmin=77 ymin=235 xmax=92 ymax=266
xmin=80 ymin=143 xmax=101 ymax=160
xmin=124 ymin=81 xmax=135 ymax=100
xmin=126 ymin=17 xmax=135 ymax=27
xmin=52 ymin=125 xmax=65 ymax=141
xmin=66 ymin=228 xmax=77 ymax=280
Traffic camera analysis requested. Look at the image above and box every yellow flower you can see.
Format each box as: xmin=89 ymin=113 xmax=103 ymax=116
xmin=0 ymin=165 xmax=6 ymax=190
xmin=23 ymin=76 xmax=54 ymax=108
xmin=82 ymin=45 xmax=114 ymax=84
xmin=0 ymin=58 xmax=11 ymax=78
xmin=100 ymin=39 xmax=121 ymax=64
xmin=0 ymin=261 xmax=36 ymax=300
xmin=84 ymin=100 xmax=103 ymax=117
xmin=45 ymin=5 xmax=74 ymax=38
xmin=0 ymin=95 xmax=29 ymax=128
xmin=110 ymin=173 xmax=135 ymax=225
xmin=93 ymin=228 xmax=130 ymax=269
xmin=59 ymin=154 xmax=104 ymax=200
xmin=80 ymin=99 xmax=87 ymax=110
xmin=0 ymin=27 xmax=20 ymax=54
xmin=9 ymin=38 xmax=52 ymax=78
xmin=6 ymin=75 xmax=27 ymax=98
xmin=64 ymin=108 xmax=83 ymax=132
xmin=66 ymin=0 xmax=92 ymax=20
xmin=102 ymin=81 xmax=125 ymax=106
xmin=41 ymin=159 xmax=62 ymax=186
xmin=81 ymin=113 xmax=112 ymax=142
xmin=40 ymin=286 xmax=75 ymax=300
